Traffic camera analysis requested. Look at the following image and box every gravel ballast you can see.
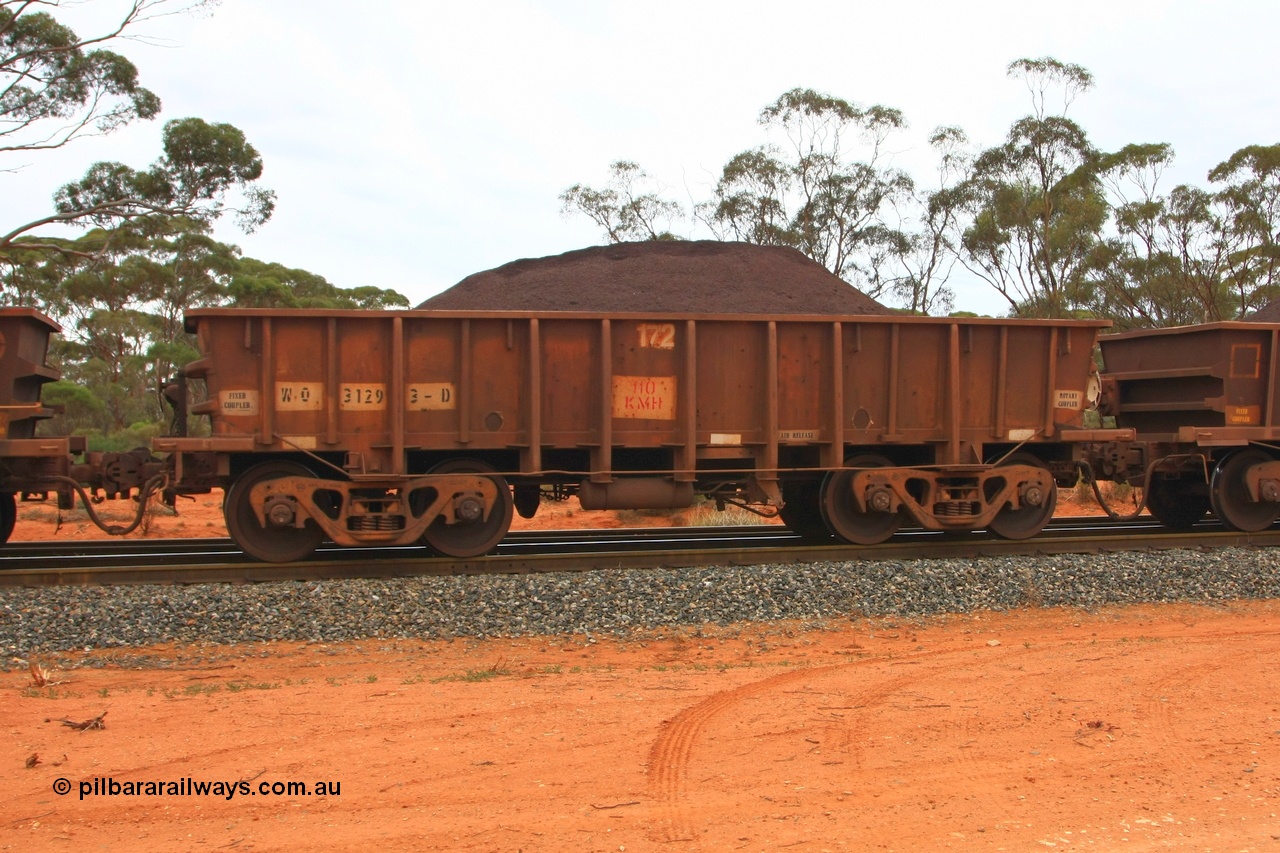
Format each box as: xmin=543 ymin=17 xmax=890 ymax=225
xmin=2 ymin=548 xmax=1278 ymax=653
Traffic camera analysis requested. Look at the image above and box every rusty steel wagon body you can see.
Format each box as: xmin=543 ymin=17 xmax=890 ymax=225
xmin=1096 ymin=322 xmax=1280 ymax=532
xmin=0 ymin=308 xmax=67 ymax=542
xmin=151 ymin=308 xmax=1109 ymax=561
xmin=0 ymin=308 xmax=163 ymax=544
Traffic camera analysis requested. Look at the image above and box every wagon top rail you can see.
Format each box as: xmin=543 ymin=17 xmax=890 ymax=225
xmin=184 ymin=307 xmax=1112 ymax=331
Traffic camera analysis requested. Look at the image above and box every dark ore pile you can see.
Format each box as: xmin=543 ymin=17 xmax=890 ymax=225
xmin=418 ymin=241 xmax=890 ymax=315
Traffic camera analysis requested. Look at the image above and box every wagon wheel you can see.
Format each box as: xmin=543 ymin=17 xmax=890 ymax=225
xmin=0 ymin=493 xmax=15 ymax=545
xmin=819 ymin=454 xmax=901 ymax=546
xmin=1209 ymin=448 xmax=1280 ymax=532
xmin=986 ymin=453 xmax=1057 ymax=540
xmin=420 ymin=459 xmax=513 ymax=558
xmin=224 ymin=461 xmax=326 ymax=563
xmin=779 ymin=479 xmax=831 ymax=541
xmin=1146 ymin=477 xmax=1210 ymax=530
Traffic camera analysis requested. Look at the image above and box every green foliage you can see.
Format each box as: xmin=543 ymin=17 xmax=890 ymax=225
xmin=5 ymin=217 xmax=409 ymax=438
xmin=559 ymin=161 xmax=685 ymax=242
xmin=1005 ymin=57 xmax=1094 ymax=119
xmin=560 ymin=90 xmax=966 ymax=314
xmin=1207 ymin=144 xmax=1280 ymax=316
xmin=1 ymin=1 xmax=273 ymax=254
xmin=959 ymin=76 xmax=1107 ymax=318
xmin=562 ymin=58 xmax=1280 ymax=324
xmin=91 ymin=421 xmax=166 ymax=454
xmin=51 ymin=117 xmax=276 ymax=236
xmin=1088 ymin=176 xmax=1231 ymax=328
xmin=892 ymin=126 xmax=972 ymax=314
xmin=1 ymin=0 xmax=161 ymax=147
xmin=1082 ymin=140 xmax=1280 ymax=328
xmin=40 ymin=380 xmax=107 ymax=434
xmin=704 ymin=88 xmax=914 ymax=302
xmin=2 ymin=1 xmax=407 ymax=438
xmin=227 ymin=258 xmax=409 ymax=309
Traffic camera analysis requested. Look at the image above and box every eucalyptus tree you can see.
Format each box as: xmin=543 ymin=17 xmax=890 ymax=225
xmin=1 ymin=0 xmax=274 ymax=257
xmin=559 ymin=160 xmax=684 ymax=242
xmin=1210 ymin=144 xmax=1280 ymax=317
xmin=887 ymin=126 xmax=972 ymax=315
xmin=226 ymin=258 xmax=409 ymax=310
xmin=48 ymin=225 xmax=169 ymax=430
xmin=702 ymin=88 xmax=913 ymax=301
xmin=1085 ymin=143 xmax=1230 ymax=328
xmin=1082 ymin=142 xmax=1280 ymax=328
xmin=959 ymin=58 xmax=1106 ymax=317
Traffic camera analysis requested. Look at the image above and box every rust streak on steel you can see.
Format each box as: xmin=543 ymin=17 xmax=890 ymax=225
xmin=527 ymin=317 xmax=542 ymax=473
xmin=1045 ymin=327 xmax=1059 ymax=438
xmin=681 ymin=319 xmax=697 ymax=483
xmin=948 ymin=323 xmax=961 ymax=465
xmin=995 ymin=326 xmax=1008 ymax=440
xmin=459 ymin=319 xmax=471 ymax=445
xmin=765 ymin=320 xmax=779 ymax=489
xmin=829 ymin=321 xmax=843 ymax=469
xmin=888 ymin=323 xmax=899 ymax=439
xmin=1268 ymin=327 xmax=1279 ymax=428
xmin=392 ymin=315 xmax=405 ymax=476
xmin=326 ymin=317 xmax=338 ymax=446
xmin=260 ymin=316 xmax=273 ymax=446
xmin=596 ymin=318 xmax=612 ymax=483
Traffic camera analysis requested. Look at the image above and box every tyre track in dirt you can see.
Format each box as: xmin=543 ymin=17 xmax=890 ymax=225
xmin=643 ymin=645 xmax=1035 ymax=843
xmin=641 ymin=631 xmax=1276 ymax=846
xmin=1140 ymin=632 xmax=1280 ymax=788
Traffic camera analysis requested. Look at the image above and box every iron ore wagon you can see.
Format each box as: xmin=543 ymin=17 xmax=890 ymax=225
xmin=0 ymin=308 xmax=164 ymax=544
xmin=152 ymin=308 xmax=1109 ymax=561
xmin=1096 ymin=322 xmax=1280 ymax=532
xmin=0 ymin=308 xmax=66 ymax=543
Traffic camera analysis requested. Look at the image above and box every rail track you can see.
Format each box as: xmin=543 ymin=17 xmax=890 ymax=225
xmin=2 ymin=516 xmax=1278 ymax=587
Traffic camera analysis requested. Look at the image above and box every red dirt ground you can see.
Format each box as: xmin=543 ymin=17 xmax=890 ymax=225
xmin=8 ymin=491 xmax=1277 ymax=852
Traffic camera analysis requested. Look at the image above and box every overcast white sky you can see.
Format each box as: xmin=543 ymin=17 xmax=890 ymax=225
xmin=7 ymin=0 xmax=1280 ymax=314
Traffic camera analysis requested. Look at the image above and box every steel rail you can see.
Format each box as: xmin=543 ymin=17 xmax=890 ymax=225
xmin=1 ymin=517 xmax=1276 ymax=588
xmin=0 ymin=515 xmax=1180 ymax=561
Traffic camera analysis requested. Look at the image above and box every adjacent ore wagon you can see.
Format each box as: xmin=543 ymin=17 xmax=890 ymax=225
xmin=1096 ymin=322 xmax=1280 ymax=532
xmin=0 ymin=309 xmax=163 ymax=544
xmin=155 ymin=309 xmax=1109 ymax=562
xmin=0 ymin=308 xmax=65 ymax=542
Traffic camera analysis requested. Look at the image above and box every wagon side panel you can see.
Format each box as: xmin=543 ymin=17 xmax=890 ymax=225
xmin=327 ymin=315 xmax=394 ymax=468
xmin=1099 ymin=323 xmax=1278 ymax=439
xmin=188 ymin=313 xmax=268 ymax=443
xmin=538 ymin=319 xmax=600 ymax=447
xmin=609 ymin=318 xmax=683 ymax=449
xmin=694 ymin=320 xmax=767 ymax=448
xmin=774 ymin=321 xmax=829 ymax=452
xmin=402 ymin=316 xmax=462 ymax=449
xmin=0 ymin=308 xmax=61 ymax=440
xmin=462 ymin=318 xmax=527 ymax=452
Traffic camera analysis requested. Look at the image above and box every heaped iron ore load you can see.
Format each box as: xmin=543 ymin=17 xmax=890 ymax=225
xmin=417 ymin=241 xmax=893 ymax=315
xmin=1095 ymin=322 xmax=1280 ymax=532
xmin=151 ymin=309 xmax=1106 ymax=561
